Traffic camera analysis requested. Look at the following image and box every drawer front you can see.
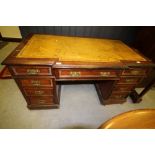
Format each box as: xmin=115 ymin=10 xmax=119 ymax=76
xmin=28 ymin=96 xmax=54 ymax=105
xmin=117 ymin=77 xmax=141 ymax=84
xmin=110 ymin=92 xmax=129 ymax=99
xmin=24 ymin=88 xmax=53 ymax=96
xmin=103 ymin=98 xmax=126 ymax=105
xmin=19 ymin=78 xmax=53 ymax=87
xmin=12 ymin=66 xmax=52 ymax=76
xmin=122 ymin=69 xmax=147 ymax=76
xmin=58 ymin=69 xmax=118 ymax=78
xmin=113 ymin=85 xmax=134 ymax=92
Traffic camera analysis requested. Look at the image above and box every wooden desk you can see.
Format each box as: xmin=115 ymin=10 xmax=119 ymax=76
xmin=2 ymin=34 xmax=155 ymax=109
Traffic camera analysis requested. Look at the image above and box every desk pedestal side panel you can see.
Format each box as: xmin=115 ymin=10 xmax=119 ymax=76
xmin=95 ymin=67 xmax=149 ymax=105
xmin=8 ymin=66 xmax=59 ymax=109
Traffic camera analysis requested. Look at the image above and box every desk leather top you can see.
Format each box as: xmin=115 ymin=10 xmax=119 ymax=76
xmin=16 ymin=34 xmax=147 ymax=62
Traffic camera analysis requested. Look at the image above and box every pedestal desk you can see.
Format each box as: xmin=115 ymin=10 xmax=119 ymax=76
xmin=2 ymin=34 xmax=154 ymax=109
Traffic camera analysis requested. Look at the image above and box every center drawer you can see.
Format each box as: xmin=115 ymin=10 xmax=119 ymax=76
xmin=58 ymin=69 xmax=119 ymax=79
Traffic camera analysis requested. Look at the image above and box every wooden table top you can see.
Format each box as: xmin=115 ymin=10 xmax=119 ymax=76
xmin=99 ymin=109 xmax=155 ymax=129
xmin=16 ymin=34 xmax=147 ymax=63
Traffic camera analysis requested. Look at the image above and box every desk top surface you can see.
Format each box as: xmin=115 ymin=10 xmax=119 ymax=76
xmin=16 ymin=34 xmax=146 ymax=63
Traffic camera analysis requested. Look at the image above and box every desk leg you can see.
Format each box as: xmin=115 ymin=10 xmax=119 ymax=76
xmin=95 ymin=83 xmax=104 ymax=105
xmin=130 ymin=77 xmax=155 ymax=103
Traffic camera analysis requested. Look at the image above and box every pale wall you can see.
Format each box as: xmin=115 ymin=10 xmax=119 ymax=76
xmin=0 ymin=26 xmax=22 ymax=38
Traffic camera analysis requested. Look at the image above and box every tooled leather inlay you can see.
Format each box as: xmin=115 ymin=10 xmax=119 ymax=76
xmin=17 ymin=34 xmax=147 ymax=62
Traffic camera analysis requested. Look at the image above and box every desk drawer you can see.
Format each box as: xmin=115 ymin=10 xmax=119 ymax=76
xmin=28 ymin=96 xmax=54 ymax=105
xmin=117 ymin=77 xmax=141 ymax=84
xmin=24 ymin=87 xmax=53 ymax=96
xmin=19 ymin=78 xmax=53 ymax=87
xmin=110 ymin=92 xmax=129 ymax=99
xmin=113 ymin=85 xmax=134 ymax=92
xmin=122 ymin=69 xmax=147 ymax=76
xmin=11 ymin=66 xmax=52 ymax=76
xmin=58 ymin=69 xmax=118 ymax=78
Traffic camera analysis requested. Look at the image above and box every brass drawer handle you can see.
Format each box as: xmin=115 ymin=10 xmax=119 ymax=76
xmin=114 ymin=95 xmax=122 ymax=98
xmin=100 ymin=72 xmax=110 ymax=77
xmin=31 ymin=80 xmax=40 ymax=86
xmin=131 ymin=70 xmax=140 ymax=75
xmin=27 ymin=69 xmax=40 ymax=75
xmin=125 ymin=79 xmax=135 ymax=82
xmin=70 ymin=71 xmax=81 ymax=77
xmin=35 ymin=90 xmax=44 ymax=95
xmin=38 ymin=100 xmax=46 ymax=104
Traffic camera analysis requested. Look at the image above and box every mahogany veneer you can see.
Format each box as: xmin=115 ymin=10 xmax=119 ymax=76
xmin=19 ymin=78 xmax=53 ymax=87
xmin=23 ymin=87 xmax=53 ymax=96
xmin=11 ymin=66 xmax=52 ymax=76
xmin=2 ymin=34 xmax=155 ymax=109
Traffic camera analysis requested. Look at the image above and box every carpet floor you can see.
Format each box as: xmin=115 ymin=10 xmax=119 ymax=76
xmin=0 ymin=42 xmax=155 ymax=129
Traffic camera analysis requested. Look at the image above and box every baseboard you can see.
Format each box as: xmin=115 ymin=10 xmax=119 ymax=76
xmin=0 ymin=35 xmax=22 ymax=42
